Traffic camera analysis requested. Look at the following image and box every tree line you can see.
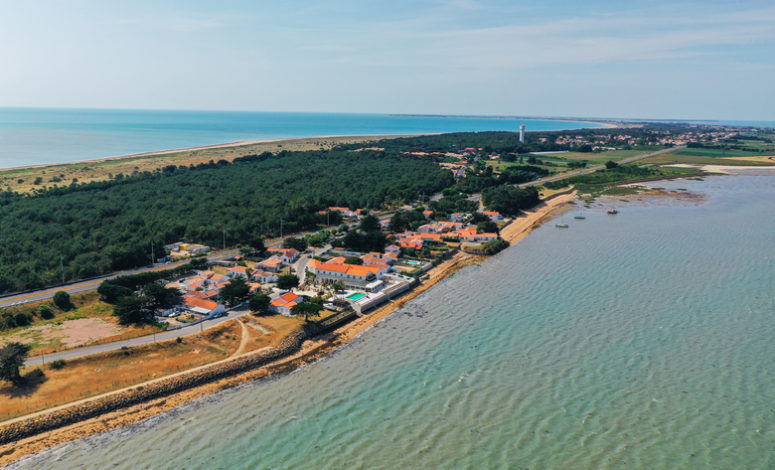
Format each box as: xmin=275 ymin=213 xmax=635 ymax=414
xmin=0 ymin=150 xmax=452 ymax=295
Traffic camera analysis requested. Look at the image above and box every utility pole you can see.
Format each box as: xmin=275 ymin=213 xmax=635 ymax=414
xmin=60 ymin=255 xmax=65 ymax=285
xmin=151 ymin=240 xmax=155 ymax=265
xmin=223 ymin=229 xmax=226 ymax=250
xmin=280 ymin=218 xmax=283 ymax=238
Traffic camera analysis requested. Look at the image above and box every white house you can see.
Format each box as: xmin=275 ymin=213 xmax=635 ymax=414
xmin=183 ymin=297 xmax=226 ymax=317
xmin=483 ymin=210 xmax=504 ymax=222
xmin=270 ymin=292 xmax=303 ymax=315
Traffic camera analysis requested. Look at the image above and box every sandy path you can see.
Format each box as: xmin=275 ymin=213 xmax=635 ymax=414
xmin=231 ymin=321 xmax=251 ymax=358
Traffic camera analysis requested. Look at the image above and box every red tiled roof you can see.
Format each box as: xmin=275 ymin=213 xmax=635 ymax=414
xmin=184 ymin=297 xmax=219 ymax=311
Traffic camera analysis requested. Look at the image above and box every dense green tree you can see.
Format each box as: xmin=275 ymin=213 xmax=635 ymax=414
xmin=343 ymin=230 xmax=386 ymax=253
xmin=53 ymin=291 xmax=73 ymax=311
xmin=359 ymin=214 xmax=381 ymax=232
xmin=291 ymin=297 xmax=324 ymax=322
xmin=113 ymin=295 xmax=152 ymax=325
xmin=481 ymin=186 xmax=540 ymax=217
xmin=0 ymin=150 xmax=452 ymax=295
xmin=276 ymin=274 xmax=300 ymax=291
xmin=0 ymin=342 xmax=31 ymax=383
xmin=248 ymin=293 xmax=271 ymax=315
xmin=97 ymin=282 xmax=134 ymax=303
xmin=142 ymin=282 xmax=181 ymax=309
xmin=344 ymin=256 xmax=363 ymax=265
xmin=477 ymin=220 xmax=499 ymax=234
xmin=220 ymin=277 xmax=250 ymax=305
xmin=283 ymin=237 xmax=307 ymax=252
xmin=389 ymin=210 xmax=427 ymax=232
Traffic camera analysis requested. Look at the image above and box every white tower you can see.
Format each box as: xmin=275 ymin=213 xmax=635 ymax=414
xmin=519 ymin=124 xmax=526 ymax=143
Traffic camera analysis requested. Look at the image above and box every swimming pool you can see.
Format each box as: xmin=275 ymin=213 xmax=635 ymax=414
xmin=345 ymin=292 xmax=366 ymax=301
xmin=407 ymin=260 xmax=421 ymax=266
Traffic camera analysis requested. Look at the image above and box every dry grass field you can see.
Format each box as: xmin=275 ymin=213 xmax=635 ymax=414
xmin=0 ymin=314 xmax=303 ymax=421
xmin=0 ymin=292 xmax=162 ymax=356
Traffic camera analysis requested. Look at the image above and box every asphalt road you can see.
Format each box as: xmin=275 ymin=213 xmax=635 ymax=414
xmin=25 ymin=306 xmax=250 ymax=366
xmin=0 ymin=249 xmax=242 ymax=309
xmin=519 ymin=146 xmax=683 ymax=188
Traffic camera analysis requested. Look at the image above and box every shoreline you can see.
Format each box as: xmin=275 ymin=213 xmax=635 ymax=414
xmin=0 ymin=116 xmax=619 ymax=173
xmin=0 ymin=134 xmax=423 ymax=173
xmin=0 ymin=192 xmax=576 ymax=467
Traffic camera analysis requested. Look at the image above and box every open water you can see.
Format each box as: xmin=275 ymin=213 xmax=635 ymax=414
xmin=7 ymin=173 xmax=775 ymax=469
xmin=0 ymin=108 xmax=600 ymax=168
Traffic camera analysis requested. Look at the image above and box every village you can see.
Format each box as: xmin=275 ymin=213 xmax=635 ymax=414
xmin=158 ymin=205 xmax=509 ymax=328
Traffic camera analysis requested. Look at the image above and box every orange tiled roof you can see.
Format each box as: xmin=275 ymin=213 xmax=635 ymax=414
xmin=184 ymin=297 xmax=219 ymax=310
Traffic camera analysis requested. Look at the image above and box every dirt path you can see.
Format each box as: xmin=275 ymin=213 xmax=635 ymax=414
xmin=230 ymin=321 xmax=251 ymax=358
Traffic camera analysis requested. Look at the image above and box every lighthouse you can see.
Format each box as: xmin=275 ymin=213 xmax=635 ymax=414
xmin=519 ymin=124 xmax=526 ymax=143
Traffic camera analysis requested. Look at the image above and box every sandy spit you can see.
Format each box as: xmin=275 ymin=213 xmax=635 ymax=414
xmin=0 ymin=192 xmax=574 ymax=466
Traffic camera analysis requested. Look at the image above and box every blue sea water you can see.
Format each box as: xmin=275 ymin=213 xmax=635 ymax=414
xmin=0 ymin=108 xmax=600 ymax=168
xmin=9 ymin=172 xmax=774 ymax=469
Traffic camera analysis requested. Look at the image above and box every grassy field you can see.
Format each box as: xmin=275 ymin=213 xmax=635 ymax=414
xmin=669 ymin=147 xmax=772 ymax=158
xmin=487 ymin=148 xmax=662 ymax=174
xmin=0 ymin=135 xmax=405 ymax=194
xmin=0 ymin=314 xmax=303 ymax=421
xmin=557 ymin=148 xmax=661 ymax=163
xmin=639 ymin=152 xmax=775 ymax=166
xmin=0 ymin=292 xmax=162 ymax=356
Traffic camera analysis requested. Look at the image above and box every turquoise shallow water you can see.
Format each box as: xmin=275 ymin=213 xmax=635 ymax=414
xmin=0 ymin=108 xmax=600 ymax=168
xmin=8 ymin=174 xmax=775 ymax=469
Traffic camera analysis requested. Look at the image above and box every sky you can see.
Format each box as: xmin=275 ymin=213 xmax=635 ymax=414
xmin=0 ymin=0 xmax=773 ymax=121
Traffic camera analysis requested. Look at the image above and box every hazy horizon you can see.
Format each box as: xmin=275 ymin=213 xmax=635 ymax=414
xmin=1 ymin=1 xmax=774 ymax=121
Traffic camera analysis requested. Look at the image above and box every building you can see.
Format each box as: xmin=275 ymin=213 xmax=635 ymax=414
xmin=519 ymin=124 xmax=526 ymax=143
xmin=483 ymin=210 xmax=504 ymax=222
xmin=251 ymin=270 xmax=278 ymax=283
xmin=267 ymin=248 xmax=299 ymax=263
xmin=183 ymin=297 xmax=226 ymax=317
xmin=270 ymin=292 xmax=304 ymax=315
xmin=255 ymin=256 xmax=284 ymax=272
xmin=226 ymin=266 xmax=249 ymax=278
xmin=308 ymin=259 xmax=384 ymax=289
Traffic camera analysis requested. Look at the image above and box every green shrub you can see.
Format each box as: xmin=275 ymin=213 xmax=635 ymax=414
xmin=38 ymin=304 xmax=54 ymax=319
xmin=53 ymin=291 xmax=74 ymax=311
xmin=50 ymin=359 xmax=66 ymax=370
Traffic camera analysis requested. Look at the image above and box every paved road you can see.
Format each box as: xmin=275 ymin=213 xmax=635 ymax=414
xmin=25 ymin=306 xmax=250 ymax=366
xmin=520 ymin=146 xmax=683 ymax=188
xmin=293 ymin=244 xmax=332 ymax=282
xmin=0 ymin=248 xmax=243 ymax=309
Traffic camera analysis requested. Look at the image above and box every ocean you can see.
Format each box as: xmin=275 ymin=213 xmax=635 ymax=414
xmin=10 ymin=172 xmax=774 ymax=469
xmin=0 ymin=108 xmax=600 ymax=169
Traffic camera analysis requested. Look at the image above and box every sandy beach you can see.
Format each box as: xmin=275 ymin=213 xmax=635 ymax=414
xmin=0 ymin=192 xmax=576 ymax=466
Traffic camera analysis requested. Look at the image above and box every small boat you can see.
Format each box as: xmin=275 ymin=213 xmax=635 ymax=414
xmin=607 ymin=209 xmax=619 ymax=215
xmin=555 ymin=223 xmax=569 ymax=228
xmin=573 ymin=203 xmax=586 ymax=220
